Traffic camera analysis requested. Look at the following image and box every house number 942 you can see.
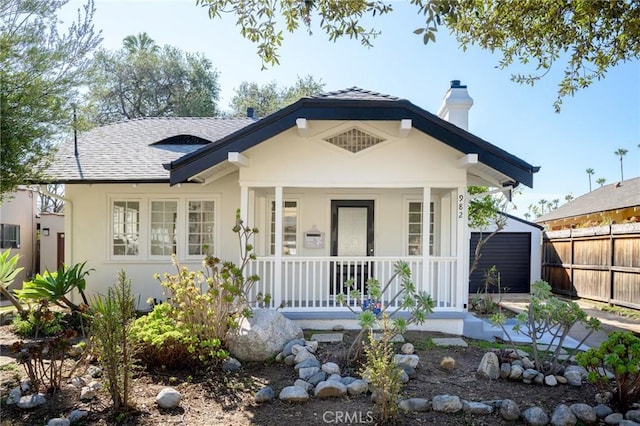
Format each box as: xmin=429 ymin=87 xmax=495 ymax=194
xmin=458 ymin=194 xmax=464 ymax=219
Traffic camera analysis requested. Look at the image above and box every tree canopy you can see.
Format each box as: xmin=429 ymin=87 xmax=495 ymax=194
xmin=84 ymin=33 xmax=220 ymax=124
xmin=229 ymin=75 xmax=325 ymax=117
xmin=0 ymin=0 xmax=101 ymax=200
xmin=197 ymin=0 xmax=640 ymax=111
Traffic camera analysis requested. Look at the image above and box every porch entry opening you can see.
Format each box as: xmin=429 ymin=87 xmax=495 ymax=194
xmin=330 ymin=200 xmax=374 ymax=296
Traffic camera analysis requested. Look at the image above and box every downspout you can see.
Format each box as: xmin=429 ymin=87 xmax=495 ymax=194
xmin=38 ymin=185 xmax=73 ymax=268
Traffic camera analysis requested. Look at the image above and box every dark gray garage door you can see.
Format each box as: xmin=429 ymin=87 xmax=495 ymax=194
xmin=469 ymin=232 xmax=531 ymax=294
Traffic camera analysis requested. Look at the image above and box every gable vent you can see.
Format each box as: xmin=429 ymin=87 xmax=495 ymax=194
xmin=324 ymin=128 xmax=385 ymax=153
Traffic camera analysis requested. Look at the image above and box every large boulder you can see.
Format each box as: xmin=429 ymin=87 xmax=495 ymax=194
xmin=227 ymin=309 xmax=303 ymax=362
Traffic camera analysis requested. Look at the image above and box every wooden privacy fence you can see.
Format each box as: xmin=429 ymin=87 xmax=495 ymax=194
xmin=542 ymin=223 xmax=640 ymax=309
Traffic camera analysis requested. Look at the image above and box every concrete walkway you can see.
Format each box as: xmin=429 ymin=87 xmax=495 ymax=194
xmin=499 ymin=294 xmax=640 ymax=350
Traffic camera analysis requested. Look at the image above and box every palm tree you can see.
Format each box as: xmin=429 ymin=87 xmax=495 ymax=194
xmin=586 ymin=168 xmax=595 ymax=191
xmin=614 ymin=148 xmax=628 ymax=181
xmin=123 ymin=32 xmax=159 ymax=54
xmin=524 ymin=212 xmax=531 ymax=220
xmin=564 ymin=194 xmax=574 ymax=203
xmin=596 ymin=177 xmax=606 ymax=187
xmin=538 ymin=199 xmax=548 ymax=215
xmin=552 ymin=199 xmax=560 ymax=209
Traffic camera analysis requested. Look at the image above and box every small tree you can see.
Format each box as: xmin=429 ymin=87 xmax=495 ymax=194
xmin=468 ymin=186 xmax=509 ymax=277
xmin=91 ymin=270 xmax=137 ymax=413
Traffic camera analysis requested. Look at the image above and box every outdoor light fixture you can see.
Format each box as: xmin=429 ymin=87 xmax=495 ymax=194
xmin=42 ymin=228 xmax=50 ymax=236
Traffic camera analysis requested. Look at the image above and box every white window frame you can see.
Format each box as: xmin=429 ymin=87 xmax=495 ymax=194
xmin=186 ymin=198 xmax=218 ymax=259
xmin=269 ymin=199 xmax=299 ymax=256
xmin=406 ymin=200 xmax=436 ymax=256
xmin=149 ymin=199 xmax=178 ymax=258
xmin=0 ymin=224 xmax=20 ymax=249
xmin=110 ymin=199 xmax=142 ymax=259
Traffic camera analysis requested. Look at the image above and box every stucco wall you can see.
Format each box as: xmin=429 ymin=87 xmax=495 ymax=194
xmin=0 ymin=189 xmax=37 ymax=287
xmin=38 ymin=213 xmax=65 ymax=273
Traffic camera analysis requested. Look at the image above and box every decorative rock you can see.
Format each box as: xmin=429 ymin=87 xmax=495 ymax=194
xmin=86 ymin=365 xmax=102 ymax=378
xmin=341 ymin=376 xmax=357 ymax=386
xmin=555 ymin=375 xmax=567 ymax=384
xmin=332 ymin=324 xmax=345 ymax=331
xmin=570 ymin=403 xmax=596 ymax=424
xmin=462 ymin=400 xmax=494 ymax=414
xmin=20 ymin=380 xmax=31 ymax=392
xmin=80 ymin=386 xmax=97 ymax=401
xmin=545 ymin=374 xmax=558 ymax=386
xmin=314 ymin=380 xmax=347 ymax=398
xmin=222 ymin=357 xmax=242 ymax=372
xmin=500 ymin=399 xmax=521 ymax=421
xmin=564 ymin=370 xmax=582 ymax=387
xmin=522 ymin=357 xmax=535 ymax=369
xmin=399 ymin=370 xmax=410 ymax=384
xmin=294 ymin=379 xmax=314 ymax=392
xmin=255 ymin=386 xmax=275 ymax=403
xmin=595 ymin=392 xmax=613 ymax=404
xmin=346 ymin=379 xmax=369 ymax=396
xmin=17 ymin=393 xmax=46 ymax=409
xmin=227 ymin=308 xmax=303 ymax=362
xmin=604 ymin=413 xmax=624 ymax=425
xmin=88 ymin=380 xmax=101 ymax=391
xmin=293 ymin=348 xmax=315 ymax=364
xmin=431 ymin=395 xmax=463 ymax=413
xmin=594 ymin=404 xmax=613 ymax=419
xmin=401 ymin=343 xmax=415 ymax=354
xmin=534 ymin=373 xmax=545 ymax=385
xmin=275 ymin=352 xmax=284 ymax=362
xmin=305 ymin=340 xmax=319 ymax=352
xmin=399 ymin=398 xmax=430 ymax=412
xmin=619 ymin=420 xmax=640 ymax=426
xmin=322 ymin=362 xmax=340 ymax=375
xmin=294 ymin=357 xmax=320 ymax=371
xmin=523 ymin=369 xmax=539 ymax=380
xmin=69 ymin=410 xmax=89 ymax=423
xmin=565 ymin=365 xmax=587 ymax=377
xmin=394 ymin=354 xmax=419 ymax=368
xmin=307 ymin=371 xmax=327 ymax=386
xmin=299 ymin=366 xmax=320 ymax=380
xmin=627 ymin=410 xmax=640 ymax=423
xmin=291 ymin=344 xmax=304 ymax=355
xmin=509 ymin=365 xmax=523 ymax=380
xmin=47 ymin=419 xmax=70 ymax=426
xmin=551 ymin=404 xmax=577 ymax=426
xmin=477 ymin=352 xmax=500 ymax=380
xmin=500 ymin=362 xmax=511 ymax=379
xmin=6 ymin=386 xmax=21 ymax=405
xmin=523 ymin=406 xmax=550 ymax=426
xmin=279 ymin=386 xmax=309 ymax=403
xmin=284 ymin=355 xmax=296 ymax=366
xmin=70 ymin=376 xmax=86 ymax=388
xmin=282 ymin=339 xmax=306 ymax=357
xmin=327 ymin=373 xmax=342 ymax=382
xmin=402 ymin=365 xmax=417 ymax=379
xmin=156 ymin=387 xmax=181 ymax=409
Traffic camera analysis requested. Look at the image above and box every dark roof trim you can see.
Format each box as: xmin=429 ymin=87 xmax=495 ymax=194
xmin=40 ymin=178 xmax=172 ymax=185
xmin=167 ymin=97 xmax=539 ymax=187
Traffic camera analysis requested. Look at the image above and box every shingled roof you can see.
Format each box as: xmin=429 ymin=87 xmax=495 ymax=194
xmin=536 ymin=177 xmax=640 ymax=222
xmin=46 ymin=117 xmax=255 ymax=183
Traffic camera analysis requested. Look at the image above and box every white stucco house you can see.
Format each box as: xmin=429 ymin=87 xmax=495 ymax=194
xmin=44 ymin=83 xmax=539 ymax=334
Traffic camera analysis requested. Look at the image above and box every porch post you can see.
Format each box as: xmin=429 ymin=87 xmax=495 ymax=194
xmin=274 ymin=186 xmax=283 ymax=307
xmin=456 ymin=185 xmax=469 ymax=310
xmin=422 ymin=186 xmax=431 ymax=297
xmin=240 ymin=185 xmax=249 ymax=225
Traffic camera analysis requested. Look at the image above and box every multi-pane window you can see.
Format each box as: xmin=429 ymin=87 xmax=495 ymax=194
xmin=270 ymin=201 xmax=298 ymax=255
xmin=113 ymin=201 xmax=140 ymax=256
xmin=188 ymin=200 xmax=215 ymax=256
xmin=408 ymin=202 xmax=434 ymax=256
xmin=150 ymin=201 xmax=177 ymax=256
xmin=0 ymin=224 xmax=20 ymax=249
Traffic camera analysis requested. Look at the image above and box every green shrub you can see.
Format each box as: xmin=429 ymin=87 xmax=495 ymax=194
xmin=131 ymin=303 xmax=201 ymax=369
xmin=12 ymin=302 xmax=64 ymax=338
xmin=491 ymin=280 xmax=600 ymax=375
xmin=576 ymin=331 xmax=640 ymax=409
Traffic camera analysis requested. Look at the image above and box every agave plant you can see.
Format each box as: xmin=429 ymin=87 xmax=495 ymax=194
xmin=0 ymin=249 xmax=25 ymax=313
xmin=15 ymin=262 xmax=93 ymax=311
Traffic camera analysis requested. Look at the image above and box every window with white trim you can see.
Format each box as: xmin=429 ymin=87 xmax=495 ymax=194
xmin=150 ymin=201 xmax=177 ymax=256
xmin=0 ymin=224 xmax=20 ymax=249
xmin=408 ymin=202 xmax=434 ymax=256
xmin=270 ymin=200 xmax=298 ymax=255
xmin=188 ymin=200 xmax=215 ymax=256
xmin=112 ymin=201 xmax=140 ymax=256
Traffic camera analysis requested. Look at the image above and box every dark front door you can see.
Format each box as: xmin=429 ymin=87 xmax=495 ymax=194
xmin=57 ymin=233 xmax=65 ymax=269
xmin=330 ymin=200 xmax=374 ymax=295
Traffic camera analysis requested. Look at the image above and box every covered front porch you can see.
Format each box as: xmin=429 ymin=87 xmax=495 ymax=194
xmin=240 ymin=184 xmax=470 ymax=317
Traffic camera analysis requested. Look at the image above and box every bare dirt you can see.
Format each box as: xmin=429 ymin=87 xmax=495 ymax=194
xmin=0 ymin=327 xmax=599 ymax=425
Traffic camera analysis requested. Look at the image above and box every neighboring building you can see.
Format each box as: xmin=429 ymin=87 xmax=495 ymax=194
xmin=536 ymin=177 xmax=640 ymax=230
xmin=44 ymin=83 xmax=539 ymax=333
xmin=37 ymin=213 xmax=65 ymax=273
xmin=0 ymin=188 xmax=38 ymax=289
xmin=469 ymin=212 xmax=542 ymax=294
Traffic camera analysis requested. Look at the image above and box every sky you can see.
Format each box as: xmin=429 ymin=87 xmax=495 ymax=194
xmin=58 ymin=0 xmax=640 ymax=218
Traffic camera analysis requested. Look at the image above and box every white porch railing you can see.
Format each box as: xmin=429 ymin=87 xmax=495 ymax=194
xmin=246 ymin=256 xmax=460 ymax=312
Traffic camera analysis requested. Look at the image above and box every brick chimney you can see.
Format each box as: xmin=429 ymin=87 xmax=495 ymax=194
xmin=437 ymin=80 xmax=474 ymax=131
